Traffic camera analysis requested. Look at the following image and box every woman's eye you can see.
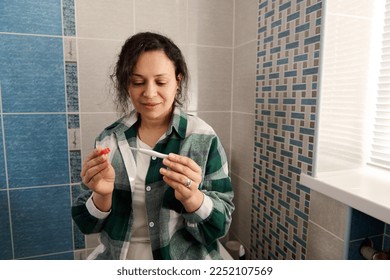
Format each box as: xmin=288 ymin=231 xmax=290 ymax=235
xmin=131 ymin=81 xmax=144 ymax=86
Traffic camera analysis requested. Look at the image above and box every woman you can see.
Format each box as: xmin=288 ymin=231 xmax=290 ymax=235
xmin=72 ymin=32 xmax=234 ymax=260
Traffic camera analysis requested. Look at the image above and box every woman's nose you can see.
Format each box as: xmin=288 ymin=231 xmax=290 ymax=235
xmin=143 ymin=82 xmax=157 ymax=98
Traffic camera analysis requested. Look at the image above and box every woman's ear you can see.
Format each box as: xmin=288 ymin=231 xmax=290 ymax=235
xmin=176 ymin=73 xmax=182 ymax=83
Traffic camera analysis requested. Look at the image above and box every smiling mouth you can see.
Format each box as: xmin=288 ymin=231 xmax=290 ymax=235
xmin=142 ymin=103 xmax=160 ymax=108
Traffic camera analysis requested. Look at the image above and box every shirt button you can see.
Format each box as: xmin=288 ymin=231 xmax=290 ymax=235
xmin=149 ymin=221 xmax=155 ymax=228
xmin=151 ymin=156 xmax=157 ymax=160
xmin=146 ymin=186 xmax=151 ymax=192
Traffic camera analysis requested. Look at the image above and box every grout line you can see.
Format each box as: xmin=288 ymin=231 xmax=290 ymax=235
xmin=229 ymin=0 xmax=236 ymax=170
xmin=62 ymin=0 xmax=76 ymax=253
xmin=0 ymin=31 xmax=63 ymax=38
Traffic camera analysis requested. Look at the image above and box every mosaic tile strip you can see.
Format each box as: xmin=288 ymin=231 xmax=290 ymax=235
xmin=65 ymin=62 xmax=79 ymax=112
xmin=69 ymin=150 xmax=82 ymax=183
xmin=64 ymin=38 xmax=77 ymax=62
xmin=251 ymin=0 xmax=322 ymax=260
xmin=63 ymin=0 xmax=76 ymax=36
xmin=71 ymin=184 xmax=85 ymax=250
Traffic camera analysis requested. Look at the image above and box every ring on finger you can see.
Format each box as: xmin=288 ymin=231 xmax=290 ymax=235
xmin=184 ymin=178 xmax=192 ymax=188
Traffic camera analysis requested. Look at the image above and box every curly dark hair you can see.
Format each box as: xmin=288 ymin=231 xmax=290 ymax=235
xmin=111 ymin=32 xmax=189 ymax=116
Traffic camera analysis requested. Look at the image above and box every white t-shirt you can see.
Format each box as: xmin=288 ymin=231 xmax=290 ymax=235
xmin=126 ymin=137 xmax=153 ymax=260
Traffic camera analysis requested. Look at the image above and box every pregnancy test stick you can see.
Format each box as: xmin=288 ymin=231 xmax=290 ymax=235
xmin=129 ymin=146 xmax=168 ymax=159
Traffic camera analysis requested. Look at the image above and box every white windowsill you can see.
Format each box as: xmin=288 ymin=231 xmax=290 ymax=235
xmin=300 ymin=165 xmax=390 ymax=224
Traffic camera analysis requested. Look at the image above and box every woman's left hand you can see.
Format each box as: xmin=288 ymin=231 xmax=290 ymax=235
xmin=160 ymin=153 xmax=204 ymax=213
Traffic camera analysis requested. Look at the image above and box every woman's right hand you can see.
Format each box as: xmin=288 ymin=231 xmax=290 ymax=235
xmin=80 ymin=147 xmax=115 ymax=197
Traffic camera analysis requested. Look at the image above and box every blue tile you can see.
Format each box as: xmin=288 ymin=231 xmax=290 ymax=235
xmin=349 ymin=209 xmax=385 ymax=240
xmin=10 ymin=186 xmax=72 ymax=259
xmin=0 ymin=0 xmax=62 ymax=35
xmin=0 ymin=34 xmax=65 ymax=113
xmin=0 ymin=190 xmax=13 ymax=259
xmin=4 ymin=114 xmax=69 ymax=188
xmin=386 ymin=224 xmax=390 ymax=235
xmin=384 ymin=235 xmax=390 ymax=249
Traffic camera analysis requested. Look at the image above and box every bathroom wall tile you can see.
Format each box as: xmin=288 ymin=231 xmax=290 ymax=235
xmin=80 ymin=113 xmax=119 ymax=156
xmin=252 ymin=0 xmax=322 ymax=260
xmin=0 ymin=34 xmax=65 ymax=113
xmin=70 ymin=151 xmax=82 ymax=183
xmin=0 ymin=0 xmax=62 ymax=35
xmin=68 ymin=114 xmax=80 ymax=130
xmin=233 ymin=41 xmax=257 ymax=113
xmin=384 ymin=235 xmax=390 ymax=250
xmin=386 ymin=224 xmax=390 ymax=235
xmin=306 ymin=221 xmax=345 ymax=259
xmin=188 ymin=0 xmax=234 ymax=47
xmin=63 ymin=0 xmax=76 ymax=36
xmin=230 ymin=174 xmax=252 ymax=251
xmin=64 ymin=38 xmax=78 ymax=62
xmin=186 ymin=46 xmax=232 ymax=112
xmin=0 ymin=191 xmax=12 ymax=259
xmin=231 ymin=112 xmax=255 ymax=183
xmin=134 ymin=0 xmax=187 ymax=45
xmin=77 ymin=39 xmax=123 ymax=113
xmin=349 ymin=209 xmax=385 ymax=240
xmin=234 ymin=0 xmax=258 ymax=46
xmin=68 ymin=129 xmax=81 ymax=151
xmin=71 ymin=184 xmax=85 ymax=250
xmin=66 ymin=63 xmax=79 ymax=112
xmin=10 ymin=186 xmax=73 ymax=259
xmin=309 ymin=190 xmax=349 ymax=239
xmin=196 ymin=112 xmax=231 ymax=161
xmin=4 ymin=114 xmax=69 ymax=188
xmin=76 ymin=0 xmax=134 ymax=40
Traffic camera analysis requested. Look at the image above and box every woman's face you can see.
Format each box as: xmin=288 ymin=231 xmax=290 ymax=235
xmin=128 ymin=50 xmax=179 ymax=124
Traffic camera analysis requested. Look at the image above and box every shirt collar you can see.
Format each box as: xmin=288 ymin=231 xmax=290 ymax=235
xmin=118 ymin=107 xmax=187 ymax=139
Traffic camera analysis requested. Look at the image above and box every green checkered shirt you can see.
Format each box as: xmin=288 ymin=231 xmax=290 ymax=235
xmin=72 ymin=108 xmax=234 ymax=260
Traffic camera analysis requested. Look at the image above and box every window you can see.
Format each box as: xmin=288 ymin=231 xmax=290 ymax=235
xmin=370 ymin=0 xmax=390 ymax=170
xmin=317 ymin=0 xmax=389 ymax=173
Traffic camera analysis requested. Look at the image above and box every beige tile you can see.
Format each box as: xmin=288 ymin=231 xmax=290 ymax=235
xmin=75 ymin=0 xmax=134 ymax=40
xmin=233 ymin=41 xmax=257 ymax=113
xmin=306 ymin=221 xmax=346 ymax=260
xmin=64 ymin=38 xmax=77 ymax=62
xmin=229 ymin=174 xmax=252 ymax=250
xmin=186 ymin=45 xmax=232 ymax=111
xmin=188 ymin=0 xmax=233 ymax=47
xmin=80 ymin=112 xmax=119 ymax=157
xmin=309 ymin=190 xmax=349 ymax=239
xmin=77 ymin=38 xmax=124 ymax=113
xmin=234 ymin=0 xmax=258 ymax=46
xmin=231 ymin=112 xmax=255 ymax=183
xmin=134 ymin=0 xmax=187 ymax=45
